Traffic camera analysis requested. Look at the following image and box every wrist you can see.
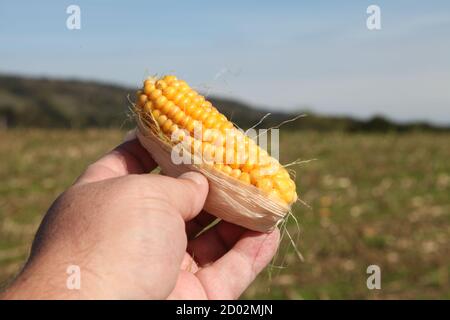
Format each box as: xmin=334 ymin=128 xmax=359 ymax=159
xmin=1 ymin=256 xmax=118 ymax=300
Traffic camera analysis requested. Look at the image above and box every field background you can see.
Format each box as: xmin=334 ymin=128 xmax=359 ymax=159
xmin=1 ymin=128 xmax=448 ymax=299
xmin=1 ymin=0 xmax=450 ymax=300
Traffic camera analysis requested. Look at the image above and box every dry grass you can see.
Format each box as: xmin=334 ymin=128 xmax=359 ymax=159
xmin=0 ymin=129 xmax=449 ymax=299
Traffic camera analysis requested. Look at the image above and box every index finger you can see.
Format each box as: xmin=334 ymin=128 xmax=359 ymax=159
xmin=195 ymin=229 xmax=280 ymax=299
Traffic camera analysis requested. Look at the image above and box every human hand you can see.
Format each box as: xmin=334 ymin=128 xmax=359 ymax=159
xmin=1 ymin=139 xmax=279 ymax=300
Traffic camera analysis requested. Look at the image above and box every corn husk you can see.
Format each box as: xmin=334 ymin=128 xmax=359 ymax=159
xmin=135 ymin=112 xmax=290 ymax=232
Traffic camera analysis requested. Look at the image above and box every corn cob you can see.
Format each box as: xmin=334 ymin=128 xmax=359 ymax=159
xmin=134 ymin=75 xmax=297 ymax=231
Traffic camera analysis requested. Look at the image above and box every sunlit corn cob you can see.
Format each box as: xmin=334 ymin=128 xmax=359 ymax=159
xmin=136 ymin=75 xmax=297 ymax=205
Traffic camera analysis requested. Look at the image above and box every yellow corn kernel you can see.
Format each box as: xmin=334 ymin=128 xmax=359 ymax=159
xmin=193 ymin=95 xmax=205 ymax=106
xmin=202 ymin=128 xmax=216 ymax=142
xmin=185 ymin=118 xmax=198 ymax=133
xmin=250 ymin=168 xmax=263 ymax=185
xmin=230 ymin=168 xmax=242 ymax=179
xmin=256 ymin=178 xmax=273 ymax=193
xmin=166 ymin=105 xmax=180 ymax=118
xmin=185 ymin=102 xmax=197 ymax=115
xmin=268 ymin=189 xmax=283 ymax=202
xmin=202 ymin=101 xmax=212 ymax=109
xmin=168 ymin=123 xmax=179 ymax=134
xmin=155 ymin=96 xmax=168 ymax=109
xmin=144 ymin=79 xmax=154 ymax=87
xmin=162 ymin=119 xmax=173 ymax=133
xmin=219 ymin=121 xmax=234 ymax=132
xmin=186 ymin=91 xmax=196 ymax=99
xmin=178 ymin=115 xmax=191 ymax=127
xmin=202 ymin=143 xmax=215 ymax=162
xmin=151 ymin=109 xmax=161 ymax=119
xmin=258 ymin=163 xmax=279 ymax=176
xmin=241 ymin=159 xmax=255 ymax=173
xmin=218 ymin=114 xmax=228 ymax=122
xmin=173 ymin=92 xmax=184 ymax=104
xmin=230 ymin=162 xmax=240 ymax=170
xmin=157 ymin=114 xmax=168 ymax=127
xmin=163 ymin=75 xmax=177 ymax=84
xmin=178 ymin=85 xmax=189 ymax=94
xmin=155 ymin=80 xmax=167 ymax=90
xmin=170 ymin=80 xmax=181 ymax=88
xmin=239 ymin=172 xmax=251 ymax=184
xmin=172 ymin=109 xmax=185 ymax=124
xmin=137 ymin=94 xmax=147 ymax=107
xmin=213 ymin=146 xmax=225 ymax=164
xmin=161 ymin=100 xmax=175 ymax=114
xmin=144 ymin=101 xmax=153 ymax=113
xmin=143 ymin=82 xmax=156 ymax=95
xmin=150 ymin=89 xmax=162 ymax=100
xmin=190 ymin=107 xmax=203 ymax=120
xmin=163 ymin=86 xmax=177 ymax=99
xmin=221 ymin=165 xmax=233 ymax=176
xmin=172 ymin=127 xmax=186 ymax=142
xmin=281 ymin=189 xmax=297 ymax=204
xmin=204 ymin=115 xmax=220 ymax=128
xmin=179 ymin=97 xmax=192 ymax=109
xmin=274 ymin=177 xmax=295 ymax=192
xmin=197 ymin=111 xmax=210 ymax=122
xmin=191 ymin=139 xmax=202 ymax=154
xmin=274 ymin=168 xmax=290 ymax=179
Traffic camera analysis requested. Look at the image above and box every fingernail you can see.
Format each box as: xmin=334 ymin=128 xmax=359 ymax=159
xmin=179 ymin=171 xmax=206 ymax=185
xmin=123 ymin=128 xmax=137 ymax=142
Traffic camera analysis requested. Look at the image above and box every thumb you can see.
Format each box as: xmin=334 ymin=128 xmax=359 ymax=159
xmin=150 ymin=171 xmax=209 ymax=221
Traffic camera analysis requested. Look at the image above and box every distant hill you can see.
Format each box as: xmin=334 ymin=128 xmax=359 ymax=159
xmin=0 ymin=74 xmax=448 ymax=132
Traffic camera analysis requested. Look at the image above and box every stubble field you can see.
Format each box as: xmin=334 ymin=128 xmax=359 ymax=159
xmin=0 ymin=129 xmax=448 ymax=299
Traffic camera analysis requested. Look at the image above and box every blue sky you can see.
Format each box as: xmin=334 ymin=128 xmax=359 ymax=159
xmin=1 ymin=0 xmax=449 ymax=124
